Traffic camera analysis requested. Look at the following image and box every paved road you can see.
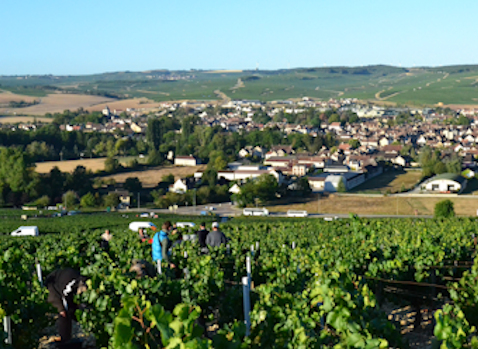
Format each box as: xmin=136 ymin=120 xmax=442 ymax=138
xmin=125 ymin=204 xmax=433 ymax=220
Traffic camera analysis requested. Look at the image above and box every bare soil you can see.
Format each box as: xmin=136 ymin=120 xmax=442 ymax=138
xmin=0 ymin=93 xmax=115 ymax=115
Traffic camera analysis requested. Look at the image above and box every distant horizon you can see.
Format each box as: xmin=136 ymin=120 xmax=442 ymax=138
xmin=2 ymin=63 xmax=478 ymax=77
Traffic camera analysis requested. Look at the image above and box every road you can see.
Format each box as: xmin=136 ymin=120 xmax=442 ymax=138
xmin=125 ymin=203 xmax=433 ymax=220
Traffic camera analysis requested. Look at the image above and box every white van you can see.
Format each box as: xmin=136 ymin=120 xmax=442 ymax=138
xmin=11 ymin=226 xmax=39 ymax=237
xmin=243 ymin=208 xmax=269 ymax=216
xmin=176 ymin=222 xmax=196 ymax=228
xmin=128 ymin=222 xmax=157 ymax=232
xmin=287 ymin=210 xmax=308 ymax=217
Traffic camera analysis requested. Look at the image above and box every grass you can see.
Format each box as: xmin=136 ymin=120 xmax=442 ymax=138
xmin=267 ymin=195 xmax=478 ymax=216
xmin=350 ymin=169 xmax=423 ymax=194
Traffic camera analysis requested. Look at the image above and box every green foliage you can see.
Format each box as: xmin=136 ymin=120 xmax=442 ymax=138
xmin=34 ymin=195 xmax=50 ymax=207
xmin=124 ymin=177 xmax=142 ymax=193
xmin=235 ymin=174 xmax=278 ymax=206
xmin=63 ymin=190 xmax=78 ymax=209
xmin=4 ymin=212 xmax=478 ymax=347
xmin=104 ymin=157 xmax=120 ymax=173
xmin=348 ymin=139 xmax=361 ymax=149
xmin=103 ymin=192 xmax=120 ymax=209
xmin=337 ymin=177 xmax=346 ymax=193
xmin=112 ymin=298 xmax=210 ymax=349
xmin=435 ymin=199 xmax=455 ymax=218
xmin=80 ymin=192 xmax=97 ymax=208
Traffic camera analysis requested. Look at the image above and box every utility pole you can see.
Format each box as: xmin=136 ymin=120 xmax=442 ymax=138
xmin=317 ymin=193 xmax=320 ymax=214
xmin=193 ymin=189 xmax=196 ymax=214
xmin=138 ymin=192 xmax=140 ymax=210
xmin=396 ymin=195 xmax=398 ymax=216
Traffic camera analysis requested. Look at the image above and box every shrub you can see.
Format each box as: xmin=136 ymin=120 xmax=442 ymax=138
xmin=34 ymin=195 xmax=50 ymax=207
xmin=435 ymin=199 xmax=455 ymax=218
xmin=80 ymin=192 xmax=97 ymax=208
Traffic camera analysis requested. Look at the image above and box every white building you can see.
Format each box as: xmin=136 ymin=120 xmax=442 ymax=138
xmin=216 ymin=169 xmax=284 ymax=184
xmin=174 ymin=156 xmax=198 ymax=166
xmin=422 ymin=173 xmax=467 ymax=193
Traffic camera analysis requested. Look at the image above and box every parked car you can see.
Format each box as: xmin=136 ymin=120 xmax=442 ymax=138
xmin=11 ymin=226 xmax=39 ymax=237
xmin=287 ymin=210 xmax=308 ymax=217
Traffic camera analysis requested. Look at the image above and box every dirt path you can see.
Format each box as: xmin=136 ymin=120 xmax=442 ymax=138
xmin=214 ymin=89 xmax=230 ymax=102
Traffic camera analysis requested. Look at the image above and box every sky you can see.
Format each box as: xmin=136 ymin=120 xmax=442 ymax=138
xmin=1 ymin=0 xmax=478 ymax=75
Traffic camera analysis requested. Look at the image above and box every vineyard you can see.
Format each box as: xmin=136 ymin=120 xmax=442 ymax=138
xmin=1 ymin=212 xmax=478 ymax=348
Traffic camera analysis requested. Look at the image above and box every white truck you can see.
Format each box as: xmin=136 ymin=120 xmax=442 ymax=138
xmin=243 ymin=208 xmax=269 ymax=216
xmin=287 ymin=210 xmax=308 ymax=217
xmin=11 ymin=226 xmax=39 ymax=237
xmin=128 ymin=222 xmax=157 ymax=232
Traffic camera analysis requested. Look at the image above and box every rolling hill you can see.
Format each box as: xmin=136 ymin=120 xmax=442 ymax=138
xmin=1 ymin=64 xmax=478 ymax=107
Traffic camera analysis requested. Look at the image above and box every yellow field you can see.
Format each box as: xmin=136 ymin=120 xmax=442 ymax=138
xmin=0 ymin=92 xmax=116 ymax=115
xmin=85 ymin=98 xmax=164 ymax=112
xmin=0 ymin=91 xmax=38 ymax=104
xmin=267 ymin=195 xmax=478 ymax=216
xmin=0 ymin=116 xmax=53 ymax=124
xmin=35 ymin=158 xmax=133 ymax=173
xmin=100 ymin=165 xmax=206 ymax=188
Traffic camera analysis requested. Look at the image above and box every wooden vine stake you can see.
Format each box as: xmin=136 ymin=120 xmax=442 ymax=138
xmin=242 ymin=276 xmax=251 ymax=336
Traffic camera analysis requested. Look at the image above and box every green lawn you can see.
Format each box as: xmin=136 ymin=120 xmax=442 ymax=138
xmin=350 ymin=169 xmax=423 ymax=194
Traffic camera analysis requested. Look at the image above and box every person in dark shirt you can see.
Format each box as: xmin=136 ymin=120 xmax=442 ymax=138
xmin=45 ymin=268 xmax=88 ymax=343
xmin=206 ymin=222 xmax=227 ymax=248
xmin=196 ymin=222 xmax=209 ymax=248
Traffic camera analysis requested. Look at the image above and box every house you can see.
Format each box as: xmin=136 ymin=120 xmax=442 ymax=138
xmin=174 ymin=156 xmax=199 ymax=166
xmin=421 ymin=173 xmax=467 ymax=193
xmin=265 ymin=146 xmax=295 ymax=159
xmin=379 ymin=137 xmax=391 ymax=147
xmin=170 ymin=178 xmax=196 ymax=194
xmin=307 ymin=176 xmax=326 ymax=191
xmin=110 ymin=190 xmax=131 ymax=208
xmin=229 ymin=183 xmax=242 ymax=194
xmin=216 ymin=169 xmax=284 ymax=184
xmin=292 ymin=164 xmax=307 ymax=177
xmin=307 ymin=172 xmax=365 ymax=192
xmin=392 ymin=155 xmax=408 ymax=167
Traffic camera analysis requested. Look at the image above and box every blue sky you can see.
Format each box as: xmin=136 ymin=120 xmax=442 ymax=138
xmin=1 ymin=0 xmax=477 ymax=75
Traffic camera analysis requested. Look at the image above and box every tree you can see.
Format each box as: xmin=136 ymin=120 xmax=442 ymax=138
xmin=434 ymin=162 xmax=447 ymax=174
xmin=435 ymin=199 xmax=455 ymax=218
xmin=34 ymin=195 xmax=50 ymax=207
xmin=298 ymin=177 xmax=312 ymax=196
xmin=337 ymin=178 xmax=346 ymax=193
xmin=146 ymin=118 xmax=163 ymax=150
xmin=104 ymin=157 xmax=120 ymax=173
xmin=348 ymin=139 xmax=361 ymax=149
xmin=63 ymin=190 xmax=78 ymax=209
xmin=66 ymin=166 xmax=93 ymax=196
xmin=103 ymin=192 xmax=120 ymax=209
xmin=124 ymin=177 xmax=142 ymax=193
xmin=80 ymin=192 xmax=96 ymax=208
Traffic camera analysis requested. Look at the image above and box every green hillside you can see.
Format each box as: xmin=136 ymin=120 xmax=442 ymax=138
xmin=1 ymin=64 xmax=478 ymax=105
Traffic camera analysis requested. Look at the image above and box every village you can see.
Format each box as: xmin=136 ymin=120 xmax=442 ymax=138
xmin=4 ymin=97 xmax=478 ymax=204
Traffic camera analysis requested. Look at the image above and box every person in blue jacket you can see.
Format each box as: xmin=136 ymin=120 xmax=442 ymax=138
xmin=152 ymin=221 xmax=175 ymax=269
